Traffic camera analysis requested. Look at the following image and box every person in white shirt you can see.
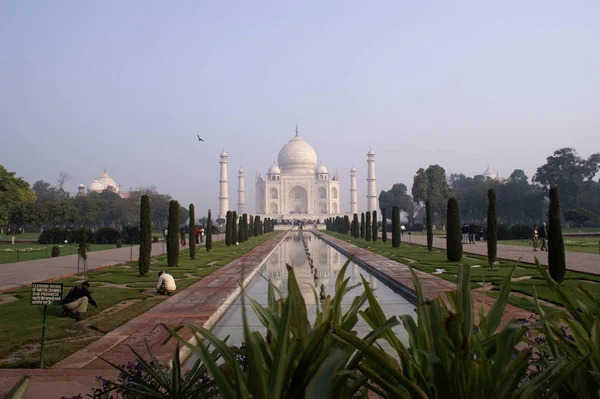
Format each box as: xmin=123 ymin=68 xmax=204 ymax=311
xmin=156 ymin=271 xmax=176 ymax=295
xmin=400 ymin=224 xmax=406 ymax=236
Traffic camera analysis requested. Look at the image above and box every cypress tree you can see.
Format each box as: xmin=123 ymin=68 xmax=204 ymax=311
xmin=206 ymin=209 xmax=212 ymax=252
xmin=189 ymin=203 xmax=196 ymax=260
xmin=372 ymin=210 xmax=378 ymax=242
xmin=366 ymin=212 xmax=372 ymax=241
xmin=254 ymin=216 xmax=260 ymax=236
xmin=392 ymin=206 xmax=400 ymax=248
xmin=225 ymin=211 xmax=232 ymax=246
xmin=487 ymin=189 xmax=497 ymax=270
xmin=548 ymin=186 xmax=566 ymax=283
xmin=238 ymin=215 xmax=243 ymax=242
xmin=353 ymin=213 xmax=359 ymax=238
xmin=446 ymin=197 xmax=462 ymax=262
xmin=426 ymin=200 xmax=433 ymax=253
xmin=138 ymin=194 xmax=152 ymax=276
xmin=167 ymin=200 xmax=180 ymax=266
xmin=232 ymin=211 xmax=238 ymax=245
xmin=344 ymin=215 xmax=350 ymax=235
xmin=382 ymin=208 xmax=388 ymax=243
xmin=360 ymin=213 xmax=365 ymax=238
xmin=249 ymin=215 xmax=254 ymax=238
xmin=243 ymin=214 xmax=248 ymax=241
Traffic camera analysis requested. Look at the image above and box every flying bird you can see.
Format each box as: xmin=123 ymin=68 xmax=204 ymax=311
xmin=197 ymin=135 xmax=204 ymax=142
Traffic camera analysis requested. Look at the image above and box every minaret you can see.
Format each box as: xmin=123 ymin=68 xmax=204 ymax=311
xmin=237 ymin=168 xmax=245 ymax=214
xmin=218 ymin=150 xmax=229 ymax=220
xmin=350 ymin=167 xmax=358 ymax=215
xmin=367 ymin=148 xmax=377 ymax=212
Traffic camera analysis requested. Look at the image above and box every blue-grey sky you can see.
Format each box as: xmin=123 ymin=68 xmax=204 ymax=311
xmin=1 ymin=1 xmax=599 ymax=215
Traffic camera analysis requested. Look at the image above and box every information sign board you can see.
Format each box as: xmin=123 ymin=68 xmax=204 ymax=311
xmin=31 ymin=283 xmax=63 ymax=306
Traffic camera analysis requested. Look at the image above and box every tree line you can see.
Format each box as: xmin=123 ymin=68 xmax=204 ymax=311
xmin=379 ymin=147 xmax=600 ymax=228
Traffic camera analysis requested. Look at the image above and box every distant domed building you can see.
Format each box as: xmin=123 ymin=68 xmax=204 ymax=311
xmin=254 ymin=129 xmax=341 ymax=216
xmin=482 ymin=165 xmax=502 ymax=181
xmin=83 ymin=170 xmax=129 ymax=198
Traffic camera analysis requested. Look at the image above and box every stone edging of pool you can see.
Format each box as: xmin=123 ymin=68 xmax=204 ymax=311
xmin=313 ymin=232 xmax=418 ymax=305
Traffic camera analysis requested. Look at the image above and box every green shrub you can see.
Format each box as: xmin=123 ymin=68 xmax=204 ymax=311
xmin=352 ymin=213 xmax=359 ymax=238
xmin=121 ymin=226 xmax=140 ymax=244
xmin=138 ymin=195 xmax=152 ymax=276
xmin=51 ymin=246 xmax=60 ymax=257
xmin=206 ymin=209 xmax=212 ymax=253
xmin=365 ymin=211 xmax=372 ymax=241
xmin=93 ymin=227 xmax=121 ymax=244
xmin=487 ymin=189 xmax=497 ymax=270
xmin=446 ymin=197 xmax=462 ymax=261
xmin=232 ymin=211 xmax=238 ymax=245
xmin=167 ymin=200 xmax=180 ymax=266
xmin=392 ymin=206 xmax=400 ymax=248
xmin=426 ymin=200 xmax=433 ymax=252
xmin=360 ymin=213 xmax=365 ymax=238
xmin=372 ymin=211 xmax=377 ymax=241
xmin=381 ymin=208 xmax=387 ymax=243
xmin=225 ymin=210 xmax=232 ymax=246
xmin=188 ymin=203 xmax=196 ymax=260
xmin=548 ymin=186 xmax=566 ymax=283
xmin=115 ymin=239 xmax=122 ymax=248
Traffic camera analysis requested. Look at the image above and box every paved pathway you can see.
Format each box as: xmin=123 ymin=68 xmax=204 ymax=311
xmin=405 ymin=234 xmax=600 ymax=275
xmin=0 ymin=235 xmax=225 ymax=293
xmin=0 ymin=232 xmax=286 ymax=399
xmin=317 ymin=233 xmax=531 ymax=329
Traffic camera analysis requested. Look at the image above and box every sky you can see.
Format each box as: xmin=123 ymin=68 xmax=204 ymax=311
xmin=1 ymin=1 xmax=599 ymax=215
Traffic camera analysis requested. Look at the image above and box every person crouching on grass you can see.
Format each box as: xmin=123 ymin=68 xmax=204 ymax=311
xmin=156 ymin=271 xmax=176 ymax=295
xmin=61 ymin=281 xmax=99 ymax=321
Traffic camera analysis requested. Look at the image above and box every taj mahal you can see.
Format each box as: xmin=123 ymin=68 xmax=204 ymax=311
xmin=218 ymin=127 xmax=377 ymax=220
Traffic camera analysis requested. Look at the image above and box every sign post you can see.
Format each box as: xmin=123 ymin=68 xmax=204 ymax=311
xmin=31 ymin=282 xmax=63 ymax=368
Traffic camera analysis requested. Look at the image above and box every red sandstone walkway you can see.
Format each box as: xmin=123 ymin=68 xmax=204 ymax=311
xmin=406 ymin=234 xmax=599 ymax=275
xmin=318 ymin=233 xmax=531 ymax=328
xmin=0 ymin=235 xmax=225 ymax=293
xmin=0 ymin=232 xmax=285 ymax=399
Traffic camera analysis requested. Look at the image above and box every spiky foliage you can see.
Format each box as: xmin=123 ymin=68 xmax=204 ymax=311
xmin=426 ymin=199 xmax=433 ymax=252
xmin=167 ymin=200 xmax=180 ymax=266
xmin=360 ymin=213 xmax=365 ymax=238
xmin=372 ymin=210 xmax=378 ymax=242
xmin=548 ymin=186 xmax=566 ymax=283
xmin=446 ymin=197 xmax=462 ymax=262
xmin=365 ymin=211 xmax=372 ymax=241
xmin=381 ymin=208 xmax=387 ymax=243
xmin=487 ymin=189 xmax=497 ymax=270
xmin=206 ymin=209 xmax=212 ymax=252
xmin=188 ymin=203 xmax=196 ymax=260
xmin=392 ymin=206 xmax=400 ymax=248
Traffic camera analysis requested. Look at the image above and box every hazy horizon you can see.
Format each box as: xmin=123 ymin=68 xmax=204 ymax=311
xmin=2 ymin=1 xmax=599 ymax=215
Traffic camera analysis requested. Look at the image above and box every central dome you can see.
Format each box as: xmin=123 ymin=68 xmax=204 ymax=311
xmin=277 ymin=135 xmax=318 ymax=174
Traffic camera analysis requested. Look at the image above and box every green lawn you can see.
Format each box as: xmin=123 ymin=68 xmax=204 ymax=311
xmin=0 ymin=243 xmax=122 ymax=264
xmin=500 ymin=237 xmax=600 ymax=254
xmin=325 ymin=232 xmax=600 ymax=310
xmin=0 ymin=232 xmax=276 ymax=368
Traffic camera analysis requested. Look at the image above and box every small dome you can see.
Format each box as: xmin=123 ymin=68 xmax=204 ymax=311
xmin=98 ymin=170 xmax=118 ymax=193
xmin=78 ymin=184 xmax=85 ymax=188
xmin=350 ymin=167 xmax=356 ymax=173
xmin=483 ymin=165 xmax=498 ymax=180
xmin=367 ymin=148 xmax=375 ymax=156
xmin=316 ymin=164 xmax=328 ymax=174
xmin=268 ymin=164 xmax=281 ymax=174
xmin=238 ymin=167 xmax=244 ymax=174
xmin=220 ymin=151 xmax=227 ymax=157
xmin=88 ymin=179 xmax=104 ymax=193
xmin=277 ymin=135 xmax=318 ymax=174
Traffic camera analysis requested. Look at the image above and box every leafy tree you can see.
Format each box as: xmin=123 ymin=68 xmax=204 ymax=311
xmin=138 ymin=195 xmax=152 ymax=275
xmin=563 ymin=208 xmax=596 ymax=232
xmin=379 ymin=183 xmax=415 ymax=226
xmin=487 ymin=189 xmax=497 ymax=270
xmin=189 ymin=203 xmax=196 ymax=260
xmin=548 ymin=187 xmax=566 ymax=283
xmin=0 ymin=165 xmax=36 ymax=231
xmin=533 ymin=148 xmax=600 ymax=211
xmin=232 ymin=211 xmax=238 ymax=245
xmin=225 ymin=211 xmax=232 ymax=246
xmin=372 ymin=211 xmax=377 ymax=241
xmin=167 ymin=200 xmax=180 ymax=266
xmin=412 ymin=165 xmax=452 ymax=227
xmin=206 ymin=209 xmax=212 ymax=252
xmin=392 ymin=206 xmax=400 ymax=248
xmin=365 ymin=212 xmax=372 ymax=241
xmin=360 ymin=213 xmax=365 ymax=238
xmin=446 ymin=197 xmax=462 ymax=262
xmin=381 ymin=208 xmax=387 ymax=243
xmin=426 ymin=200 xmax=433 ymax=252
